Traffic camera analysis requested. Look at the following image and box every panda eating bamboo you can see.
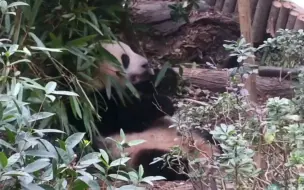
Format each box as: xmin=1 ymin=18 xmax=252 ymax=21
xmin=65 ymin=40 xmax=221 ymax=181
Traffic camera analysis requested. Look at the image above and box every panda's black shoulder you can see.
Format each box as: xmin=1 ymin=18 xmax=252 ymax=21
xmin=132 ymin=148 xmax=189 ymax=181
xmin=65 ymin=67 xmax=179 ymax=137
xmin=220 ymin=56 xmax=239 ymax=69
xmin=97 ymin=93 xmax=176 ymax=136
xmin=134 ymin=67 xmax=180 ymax=96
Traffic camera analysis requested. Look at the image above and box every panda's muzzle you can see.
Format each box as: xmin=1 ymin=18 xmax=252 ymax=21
xmin=142 ymin=61 xmax=155 ymax=75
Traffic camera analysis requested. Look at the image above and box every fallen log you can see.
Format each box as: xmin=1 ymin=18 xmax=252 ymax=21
xmin=258 ymin=66 xmax=301 ymax=79
xmin=173 ymin=67 xmax=295 ymax=98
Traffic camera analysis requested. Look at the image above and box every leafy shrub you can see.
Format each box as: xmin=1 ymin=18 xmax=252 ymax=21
xmin=163 ymin=32 xmax=304 ymax=189
xmin=259 ymin=29 xmax=304 ymax=68
xmin=0 ymin=43 xmax=164 ymax=189
xmin=0 ymin=0 xmax=139 ymax=139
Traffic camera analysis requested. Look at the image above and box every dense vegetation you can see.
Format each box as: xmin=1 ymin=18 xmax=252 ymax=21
xmin=1 ymin=0 xmax=304 ymax=189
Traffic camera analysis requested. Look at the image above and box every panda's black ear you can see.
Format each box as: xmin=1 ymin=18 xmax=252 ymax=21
xmin=121 ymin=54 xmax=130 ymax=69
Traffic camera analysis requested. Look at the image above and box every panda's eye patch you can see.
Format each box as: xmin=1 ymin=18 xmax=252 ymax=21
xmin=121 ymin=54 xmax=130 ymax=69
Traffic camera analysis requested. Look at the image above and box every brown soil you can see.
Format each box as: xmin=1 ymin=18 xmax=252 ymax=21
xmin=136 ymin=12 xmax=240 ymax=68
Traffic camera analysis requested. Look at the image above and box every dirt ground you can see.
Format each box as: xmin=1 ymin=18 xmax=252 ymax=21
xmin=136 ymin=12 xmax=240 ymax=69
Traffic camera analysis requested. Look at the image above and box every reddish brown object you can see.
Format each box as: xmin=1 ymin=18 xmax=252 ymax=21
xmin=275 ymin=2 xmax=293 ymax=32
xmin=294 ymin=15 xmax=304 ymax=31
xmin=252 ymin=0 xmax=273 ymax=43
xmin=286 ymin=10 xmax=300 ymax=30
xmin=266 ymin=1 xmax=282 ymax=36
xmin=250 ymin=0 xmax=259 ymax=19
xmin=215 ymin=0 xmax=225 ymax=11
xmin=222 ymin=0 xmax=237 ymax=14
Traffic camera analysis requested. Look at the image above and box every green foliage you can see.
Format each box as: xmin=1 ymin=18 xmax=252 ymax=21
xmin=211 ymin=124 xmax=260 ymax=187
xmin=259 ymin=29 xmax=304 ymax=68
xmin=167 ymin=33 xmax=304 ymax=188
xmin=104 ymin=129 xmax=166 ymax=187
xmin=0 ymin=60 xmax=162 ymax=189
xmin=223 ymin=36 xmax=258 ymax=77
xmin=0 ymin=0 xmax=139 ymax=140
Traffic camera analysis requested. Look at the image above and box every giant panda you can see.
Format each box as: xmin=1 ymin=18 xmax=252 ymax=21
xmin=65 ymin=40 xmax=221 ymax=181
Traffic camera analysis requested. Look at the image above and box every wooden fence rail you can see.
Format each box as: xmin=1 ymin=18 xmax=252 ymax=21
xmin=206 ymin=0 xmax=304 ymax=43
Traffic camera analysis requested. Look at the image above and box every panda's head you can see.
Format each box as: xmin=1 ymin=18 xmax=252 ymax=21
xmin=91 ymin=41 xmax=154 ymax=90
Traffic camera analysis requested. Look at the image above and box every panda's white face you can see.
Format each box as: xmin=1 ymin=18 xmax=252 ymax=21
xmin=101 ymin=41 xmax=154 ymax=84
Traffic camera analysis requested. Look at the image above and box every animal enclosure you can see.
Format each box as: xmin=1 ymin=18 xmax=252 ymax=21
xmin=205 ymin=0 xmax=304 ymax=44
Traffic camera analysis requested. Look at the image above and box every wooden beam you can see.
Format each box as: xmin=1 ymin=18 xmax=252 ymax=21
xmin=252 ymin=0 xmax=273 ymax=43
xmin=237 ymin=0 xmax=257 ymax=103
xmin=275 ymin=2 xmax=292 ymax=33
xmin=294 ymin=15 xmax=304 ymax=31
xmin=266 ymin=1 xmax=282 ymax=36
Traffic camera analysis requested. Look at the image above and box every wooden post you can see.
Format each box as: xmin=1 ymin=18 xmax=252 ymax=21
xmin=275 ymin=2 xmax=292 ymax=33
xmin=250 ymin=0 xmax=259 ymax=20
xmin=237 ymin=0 xmax=257 ymax=103
xmin=215 ymin=0 xmax=225 ymax=11
xmin=222 ymin=0 xmax=237 ymax=14
xmin=286 ymin=10 xmax=300 ymax=30
xmin=266 ymin=1 xmax=282 ymax=36
xmin=238 ymin=0 xmax=253 ymax=44
xmin=234 ymin=1 xmax=238 ymax=13
xmin=206 ymin=0 xmax=216 ymax=6
xmin=294 ymin=15 xmax=304 ymax=31
xmin=252 ymin=0 xmax=273 ymax=43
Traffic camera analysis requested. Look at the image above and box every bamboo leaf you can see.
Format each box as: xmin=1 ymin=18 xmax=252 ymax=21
xmin=154 ymin=62 xmax=170 ymax=87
